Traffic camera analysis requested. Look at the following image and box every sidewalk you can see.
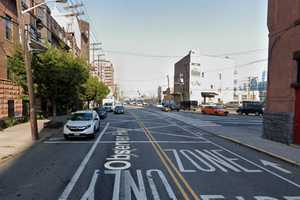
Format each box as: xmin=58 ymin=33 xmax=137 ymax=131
xmin=163 ymin=111 xmax=300 ymax=166
xmin=0 ymin=116 xmax=67 ymax=165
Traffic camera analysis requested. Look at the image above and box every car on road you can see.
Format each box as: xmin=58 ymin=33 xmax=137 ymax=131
xmin=156 ymin=104 xmax=163 ymax=108
xmin=93 ymin=107 xmax=107 ymax=119
xmin=103 ymin=98 xmax=115 ymax=112
xmin=63 ymin=110 xmax=100 ymax=140
xmin=224 ymin=101 xmax=240 ymax=109
xmin=114 ymin=105 xmax=125 ymax=114
xmin=162 ymin=106 xmax=171 ymax=112
xmin=201 ymin=105 xmax=229 ymax=116
xmin=237 ymin=101 xmax=263 ymax=116
xmin=162 ymin=103 xmax=180 ymax=112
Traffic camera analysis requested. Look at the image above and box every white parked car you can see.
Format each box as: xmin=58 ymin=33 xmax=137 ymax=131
xmin=63 ymin=110 xmax=100 ymax=140
xmin=156 ymin=104 xmax=163 ymax=108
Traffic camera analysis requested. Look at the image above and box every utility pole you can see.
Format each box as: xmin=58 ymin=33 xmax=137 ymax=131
xmin=16 ymin=0 xmax=67 ymax=141
xmin=16 ymin=0 xmax=38 ymax=140
xmin=97 ymin=54 xmax=105 ymax=80
xmin=90 ymin=43 xmax=102 ymax=64
xmin=167 ymin=75 xmax=170 ymax=89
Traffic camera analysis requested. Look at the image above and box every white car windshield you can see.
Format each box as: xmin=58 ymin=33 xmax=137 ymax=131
xmin=71 ymin=113 xmax=93 ymax=121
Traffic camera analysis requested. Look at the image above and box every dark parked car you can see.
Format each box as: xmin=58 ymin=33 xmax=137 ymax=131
xmin=114 ymin=105 xmax=125 ymax=114
xmin=237 ymin=101 xmax=263 ymax=116
xmin=169 ymin=103 xmax=180 ymax=111
xmin=93 ymin=107 xmax=107 ymax=119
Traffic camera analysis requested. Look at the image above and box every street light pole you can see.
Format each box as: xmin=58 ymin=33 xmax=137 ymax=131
xmin=16 ymin=0 xmax=67 ymax=141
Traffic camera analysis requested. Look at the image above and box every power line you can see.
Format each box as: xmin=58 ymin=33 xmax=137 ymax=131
xmin=212 ymin=48 xmax=267 ymax=57
xmin=104 ymin=49 xmax=268 ymax=59
xmin=203 ymin=58 xmax=268 ymax=73
xmin=105 ymin=50 xmax=182 ymax=58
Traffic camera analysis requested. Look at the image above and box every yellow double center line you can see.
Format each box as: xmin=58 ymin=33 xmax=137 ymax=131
xmin=131 ymin=112 xmax=200 ymax=200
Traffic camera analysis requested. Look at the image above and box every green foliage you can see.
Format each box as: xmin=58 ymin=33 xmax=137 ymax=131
xmin=7 ymin=45 xmax=28 ymax=93
xmin=82 ymin=76 xmax=110 ymax=106
xmin=95 ymin=81 xmax=110 ymax=104
xmin=32 ymin=46 xmax=89 ymax=115
xmin=82 ymin=76 xmax=99 ymax=102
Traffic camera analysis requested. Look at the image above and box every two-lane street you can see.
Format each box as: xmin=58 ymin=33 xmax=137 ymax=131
xmin=0 ymin=107 xmax=299 ymax=200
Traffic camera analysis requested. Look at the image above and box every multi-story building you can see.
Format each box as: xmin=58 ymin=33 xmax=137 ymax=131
xmin=174 ymin=50 xmax=235 ymax=105
xmin=264 ymin=0 xmax=300 ymax=145
xmin=90 ymin=59 xmax=115 ymax=91
xmin=0 ymin=0 xmax=85 ymax=119
xmin=101 ymin=60 xmax=114 ymax=88
xmin=0 ymin=0 xmax=24 ymax=118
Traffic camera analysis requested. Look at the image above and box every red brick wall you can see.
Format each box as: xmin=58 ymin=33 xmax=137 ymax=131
xmin=267 ymin=0 xmax=300 ymax=113
xmin=0 ymin=0 xmax=19 ymax=79
xmin=0 ymin=1 xmax=23 ymax=118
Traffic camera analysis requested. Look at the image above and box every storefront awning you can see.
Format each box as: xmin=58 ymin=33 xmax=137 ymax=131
xmin=201 ymin=92 xmax=218 ymax=98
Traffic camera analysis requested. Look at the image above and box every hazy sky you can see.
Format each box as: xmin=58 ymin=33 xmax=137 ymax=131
xmin=82 ymin=0 xmax=269 ymax=97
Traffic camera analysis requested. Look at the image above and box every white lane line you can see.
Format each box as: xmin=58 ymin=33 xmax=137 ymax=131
xmin=58 ymin=123 xmax=109 ymax=200
xmin=180 ymin=125 xmax=300 ymax=189
xmin=45 ymin=140 xmax=211 ymax=144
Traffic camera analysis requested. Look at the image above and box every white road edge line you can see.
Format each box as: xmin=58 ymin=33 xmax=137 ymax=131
xmin=58 ymin=123 xmax=109 ymax=200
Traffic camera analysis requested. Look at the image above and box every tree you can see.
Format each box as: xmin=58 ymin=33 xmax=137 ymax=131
xmin=82 ymin=76 xmax=110 ymax=108
xmin=82 ymin=76 xmax=99 ymax=108
xmin=7 ymin=45 xmax=28 ymax=94
xmin=32 ymin=46 xmax=89 ymax=117
xmin=95 ymin=81 xmax=110 ymax=105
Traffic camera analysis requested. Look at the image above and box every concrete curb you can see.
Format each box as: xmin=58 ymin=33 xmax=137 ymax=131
xmin=199 ymin=128 xmax=300 ymax=168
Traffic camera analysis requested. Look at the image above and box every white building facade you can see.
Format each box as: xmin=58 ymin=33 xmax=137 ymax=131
xmin=174 ymin=50 xmax=236 ymax=105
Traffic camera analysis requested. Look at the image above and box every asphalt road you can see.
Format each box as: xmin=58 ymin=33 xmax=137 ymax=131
xmin=0 ymin=107 xmax=299 ymax=200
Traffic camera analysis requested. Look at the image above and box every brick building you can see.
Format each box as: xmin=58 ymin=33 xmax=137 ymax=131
xmin=264 ymin=0 xmax=300 ymax=144
xmin=0 ymin=0 xmax=23 ymax=118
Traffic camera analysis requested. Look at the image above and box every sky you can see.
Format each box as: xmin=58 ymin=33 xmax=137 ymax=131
xmin=80 ymin=0 xmax=269 ymax=97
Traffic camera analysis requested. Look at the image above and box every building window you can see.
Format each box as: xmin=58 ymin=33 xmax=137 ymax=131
xmin=219 ymin=73 xmax=222 ymax=80
xmin=5 ymin=15 xmax=13 ymax=41
xmin=202 ymin=72 xmax=205 ymax=78
xmin=210 ymin=84 xmax=214 ymax=89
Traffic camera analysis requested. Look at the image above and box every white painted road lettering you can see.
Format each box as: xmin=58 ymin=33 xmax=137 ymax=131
xmin=200 ymin=195 xmax=300 ymax=200
xmin=167 ymin=149 xmax=262 ymax=173
xmin=104 ymin=128 xmax=132 ymax=170
xmin=146 ymin=169 xmax=177 ymax=200
xmin=124 ymin=170 xmax=147 ymax=200
xmin=104 ymin=169 xmax=177 ymax=200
